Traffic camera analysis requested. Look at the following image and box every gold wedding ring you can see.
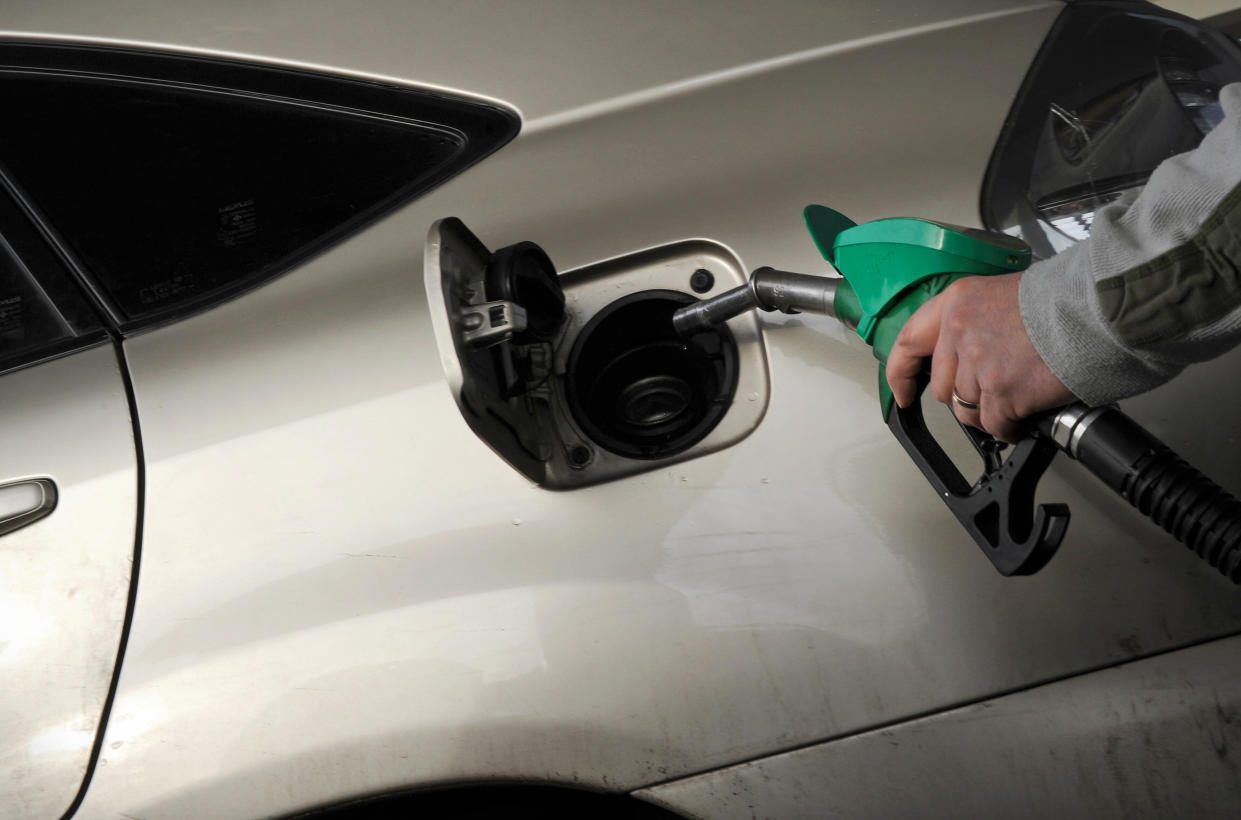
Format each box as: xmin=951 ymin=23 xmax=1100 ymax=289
xmin=952 ymin=390 xmax=979 ymax=410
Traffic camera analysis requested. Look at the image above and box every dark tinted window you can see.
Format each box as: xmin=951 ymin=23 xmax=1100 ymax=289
xmin=0 ymin=45 xmax=519 ymax=331
xmin=0 ymin=189 xmax=105 ymax=375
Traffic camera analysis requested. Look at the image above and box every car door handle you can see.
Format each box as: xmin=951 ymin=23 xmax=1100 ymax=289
xmin=0 ymin=478 xmax=57 ymax=537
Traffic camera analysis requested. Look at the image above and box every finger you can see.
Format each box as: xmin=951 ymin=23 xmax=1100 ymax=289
xmin=886 ymin=294 xmax=945 ymax=408
xmin=928 ymin=336 xmax=958 ymax=407
xmin=980 ymin=392 xmax=1021 ymax=443
xmin=950 ymin=363 xmax=983 ymax=429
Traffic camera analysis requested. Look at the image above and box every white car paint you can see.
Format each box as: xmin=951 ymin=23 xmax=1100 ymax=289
xmin=0 ymin=346 xmax=137 ymax=820
xmin=3 ymin=2 xmax=1241 ymax=819
xmin=638 ymin=633 xmax=1241 ymax=818
xmin=1165 ymin=0 xmax=1240 ymax=17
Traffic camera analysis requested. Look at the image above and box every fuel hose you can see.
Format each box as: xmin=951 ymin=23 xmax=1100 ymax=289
xmin=1044 ymin=405 xmax=1241 ymax=582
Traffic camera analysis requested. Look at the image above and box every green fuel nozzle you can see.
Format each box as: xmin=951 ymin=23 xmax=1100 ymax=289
xmin=670 ymin=205 xmax=1241 ymax=583
xmin=672 ymin=205 xmax=1031 ymax=418
xmin=672 ymin=206 xmax=1060 ymax=573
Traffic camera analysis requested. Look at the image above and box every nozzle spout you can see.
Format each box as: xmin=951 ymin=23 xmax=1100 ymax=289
xmin=671 ymin=282 xmax=760 ymax=336
xmin=672 ymin=267 xmax=846 ymax=336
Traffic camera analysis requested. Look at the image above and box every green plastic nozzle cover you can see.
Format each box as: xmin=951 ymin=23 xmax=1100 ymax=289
xmin=803 ymin=204 xmax=1032 ymax=417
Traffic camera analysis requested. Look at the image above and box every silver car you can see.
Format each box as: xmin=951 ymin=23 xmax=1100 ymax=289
xmin=4 ymin=1 xmax=1241 ymax=818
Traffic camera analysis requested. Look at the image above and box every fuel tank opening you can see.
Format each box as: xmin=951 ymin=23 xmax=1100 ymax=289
xmin=567 ymin=290 xmax=738 ymax=459
xmin=427 ymin=218 xmax=767 ymax=487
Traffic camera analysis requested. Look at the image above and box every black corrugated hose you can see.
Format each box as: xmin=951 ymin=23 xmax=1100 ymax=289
xmin=1067 ymin=407 xmax=1241 ymax=582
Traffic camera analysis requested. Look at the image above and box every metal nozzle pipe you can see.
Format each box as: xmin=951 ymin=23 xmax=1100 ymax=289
xmin=671 ymin=282 xmax=760 ymax=336
xmin=750 ymin=267 xmax=840 ymax=318
xmin=671 ymin=267 xmax=845 ymax=336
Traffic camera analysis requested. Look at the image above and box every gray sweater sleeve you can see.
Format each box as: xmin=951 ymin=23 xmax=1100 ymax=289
xmin=1019 ymin=82 xmax=1241 ymax=406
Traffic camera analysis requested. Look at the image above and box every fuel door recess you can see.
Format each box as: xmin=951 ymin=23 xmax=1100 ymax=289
xmin=425 ymin=217 xmax=768 ymax=489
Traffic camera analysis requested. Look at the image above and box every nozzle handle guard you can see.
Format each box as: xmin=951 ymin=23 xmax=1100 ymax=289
xmin=886 ymin=373 xmax=1070 ymax=575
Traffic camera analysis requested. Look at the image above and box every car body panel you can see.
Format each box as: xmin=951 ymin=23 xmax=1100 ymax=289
xmin=0 ymin=344 xmax=137 ymax=820
xmin=637 ymin=632 xmax=1241 ymax=818
xmin=5 ymin=2 xmax=1241 ymax=819
xmin=0 ymin=1 xmax=1050 ymax=124
xmin=1165 ymin=0 xmax=1241 ymax=17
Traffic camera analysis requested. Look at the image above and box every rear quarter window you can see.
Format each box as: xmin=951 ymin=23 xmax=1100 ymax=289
xmin=0 ymin=44 xmax=519 ymax=332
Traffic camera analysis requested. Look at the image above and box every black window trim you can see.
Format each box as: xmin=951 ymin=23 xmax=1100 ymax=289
xmin=0 ymin=179 xmax=111 ymax=379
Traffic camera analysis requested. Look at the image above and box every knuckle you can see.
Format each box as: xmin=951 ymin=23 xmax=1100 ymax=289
xmin=943 ymin=311 xmax=971 ymax=337
xmin=961 ymin=339 xmax=989 ymax=364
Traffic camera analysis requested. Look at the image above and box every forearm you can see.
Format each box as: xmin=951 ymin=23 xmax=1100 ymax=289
xmin=1019 ymin=82 xmax=1241 ymax=406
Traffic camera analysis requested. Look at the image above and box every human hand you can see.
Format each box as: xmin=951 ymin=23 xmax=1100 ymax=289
xmin=885 ymin=273 xmax=1075 ymax=442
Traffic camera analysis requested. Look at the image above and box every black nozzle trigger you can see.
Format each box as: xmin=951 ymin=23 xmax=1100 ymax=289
xmin=884 ymin=376 xmax=1070 ymax=576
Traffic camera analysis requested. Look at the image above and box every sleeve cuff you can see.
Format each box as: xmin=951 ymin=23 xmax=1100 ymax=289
xmin=1018 ymin=240 xmax=1182 ymax=406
